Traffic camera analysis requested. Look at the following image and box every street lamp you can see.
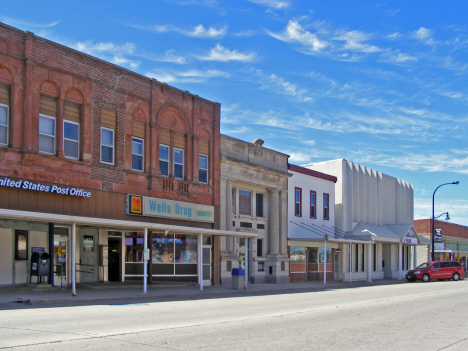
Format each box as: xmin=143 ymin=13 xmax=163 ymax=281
xmin=432 ymin=182 xmax=459 ymax=261
xmin=434 ymin=212 xmax=450 ymax=221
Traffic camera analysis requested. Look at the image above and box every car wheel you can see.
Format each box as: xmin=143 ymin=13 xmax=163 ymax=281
xmin=453 ymin=273 xmax=460 ymax=281
xmin=422 ymin=274 xmax=430 ymax=282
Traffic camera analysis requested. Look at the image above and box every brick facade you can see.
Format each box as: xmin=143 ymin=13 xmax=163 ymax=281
xmin=0 ymin=23 xmax=220 ymax=224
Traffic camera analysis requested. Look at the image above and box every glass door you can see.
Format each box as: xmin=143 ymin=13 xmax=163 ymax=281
xmin=54 ymin=238 xmax=68 ymax=287
xmin=202 ymin=236 xmax=212 ymax=286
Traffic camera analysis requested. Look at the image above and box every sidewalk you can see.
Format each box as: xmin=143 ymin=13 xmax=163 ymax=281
xmin=0 ymin=279 xmax=409 ymax=307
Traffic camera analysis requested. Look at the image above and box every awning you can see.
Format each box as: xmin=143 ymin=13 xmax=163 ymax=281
xmin=351 ymin=223 xmax=427 ymax=245
xmin=0 ymin=208 xmax=258 ymax=238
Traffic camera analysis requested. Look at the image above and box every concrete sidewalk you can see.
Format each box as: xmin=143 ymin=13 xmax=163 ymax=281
xmin=0 ymin=279 xmax=409 ymax=307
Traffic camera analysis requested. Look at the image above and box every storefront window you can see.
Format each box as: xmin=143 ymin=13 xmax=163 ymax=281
xmin=15 ymin=230 xmax=28 ymax=260
xmin=307 ymin=248 xmax=331 ymax=263
xmin=152 ymin=233 xmax=198 ymax=264
xmin=319 ymin=248 xmax=332 ymax=263
xmin=125 ymin=232 xmax=144 ymax=262
xmin=175 ymin=235 xmax=198 ymax=263
xmin=290 ymin=247 xmax=306 ymax=264
xmin=308 ymin=248 xmax=318 ymax=263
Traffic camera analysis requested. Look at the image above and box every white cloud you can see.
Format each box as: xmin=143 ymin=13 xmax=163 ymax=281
xmin=130 ymin=23 xmax=226 ymax=38
xmin=197 ymin=44 xmax=257 ymax=62
xmin=334 ymin=30 xmax=380 ymax=53
xmin=111 ymin=55 xmax=140 ymax=68
xmin=380 ymin=51 xmax=418 ymax=64
xmin=145 ymin=68 xmax=229 ymax=83
xmin=247 ymin=0 xmax=290 ymax=9
xmin=75 ymin=41 xmax=136 ymax=55
xmin=157 ymin=50 xmax=187 ymax=64
xmin=1 ymin=17 xmax=60 ymax=28
xmin=254 ymin=69 xmax=313 ymax=102
xmin=289 ymin=151 xmax=313 ymax=163
xmin=412 ymin=27 xmax=437 ymax=45
xmin=268 ymin=20 xmax=328 ymax=53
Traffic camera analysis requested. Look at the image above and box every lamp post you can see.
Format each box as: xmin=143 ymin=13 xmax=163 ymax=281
xmin=432 ymin=182 xmax=459 ymax=261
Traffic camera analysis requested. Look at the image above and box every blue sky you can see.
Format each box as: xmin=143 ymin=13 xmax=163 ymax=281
xmin=3 ymin=0 xmax=468 ymax=225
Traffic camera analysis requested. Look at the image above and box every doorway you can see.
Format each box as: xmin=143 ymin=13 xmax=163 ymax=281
xmin=108 ymin=237 xmax=121 ymax=282
xmin=202 ymin=235 xmax=212 ymax=286
xmin=53 ymin=227 xmax=69 ymax=287
xmin=79 ymin=228 xmax=98 ymax=283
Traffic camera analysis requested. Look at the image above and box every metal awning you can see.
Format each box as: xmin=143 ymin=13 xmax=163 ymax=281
xmin=0 ymin=208 xmax=258 ymax=238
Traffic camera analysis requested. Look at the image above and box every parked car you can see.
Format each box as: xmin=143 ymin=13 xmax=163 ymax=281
xmin=406 ymin=261 xmax=464 ymax=282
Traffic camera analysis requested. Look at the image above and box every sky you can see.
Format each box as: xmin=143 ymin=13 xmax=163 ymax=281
xmin=2 ymin=0 xmax=468 ymax=225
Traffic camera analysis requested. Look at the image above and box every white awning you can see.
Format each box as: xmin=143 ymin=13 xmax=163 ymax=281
xmin=0 ymin=208 xmax=258 ymax=238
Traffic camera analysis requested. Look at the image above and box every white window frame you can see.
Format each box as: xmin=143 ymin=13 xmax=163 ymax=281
xmin=131 ymin=137 xmax=144 ymax=172
xmin=173 ymin=147 xmax=184 ymax=179
xmin=100 ymin=127 xmax=114 ymax=165
xmin=199 ymin=153 xmax=208 ymax=184
xmin=159 ymin=144 xmax=170 ymax=176
xmin=0 ymin=103 xmax=9 ymax=146
xmin=39 ymin=114 xmax=56 ymax=155
xmin=63 ymin=120 xmax=80 ymax=159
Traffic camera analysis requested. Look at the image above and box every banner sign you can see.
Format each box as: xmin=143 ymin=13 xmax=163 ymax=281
xmin=434 ymin=228 xmax=442 ymax=243
xmin=127 ymin=195 xmax=214 ymax=223
xmin=0 ymin=177 xmax=91 ymax=198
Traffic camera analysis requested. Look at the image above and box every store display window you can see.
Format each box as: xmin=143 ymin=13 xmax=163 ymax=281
xmin=125 ymin=232 xmax=144 ymax=262
xmin=152 ymin=233 xmax=197 ymax=264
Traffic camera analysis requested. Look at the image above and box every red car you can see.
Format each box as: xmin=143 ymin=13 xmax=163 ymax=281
xmin=406 ymin=261 xmax=465 ymax=282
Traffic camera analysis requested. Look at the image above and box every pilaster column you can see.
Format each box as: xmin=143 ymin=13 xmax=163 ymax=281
xmin=57 ymin=98 xmax=64 ymax=157
xmin=226 ymin=179 xmax=234 ymax=253
xmin=268 ymin=188 xmax=280 ymax=255
xmin=413 ymin=245 xmax=417 ymax=269
xmin=150 ymin=123 xmax=160 ymax=175
xmin=22 ymin=59 xmax=34 ymax=150
xmin=185 ymin=134 xmax=193 ymax=181
xmin=398 ymin=243 xmax=403 ymax=280
xmin=366 ymin=243 xmax=372 ymax=282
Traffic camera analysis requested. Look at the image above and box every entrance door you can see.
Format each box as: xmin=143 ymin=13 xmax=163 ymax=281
xmin=54 ymin=230 xmax=69 ymax=287
xmin=79 ymin=229 xmax=98 ymax=283
xmin=202 ymin=236 xmax=212 ymax=286
xmin=108 ymin=237 xmax=121 ymax=282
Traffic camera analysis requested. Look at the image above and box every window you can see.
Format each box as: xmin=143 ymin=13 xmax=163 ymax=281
xmin=100 ymin=127 xmax=114 ymax=164
xmin=0 ymin=104 xmax=8 ymax=145
xmin=131 ymin=137 xmax=144 ymax=172
xmin=15 ymin=230 xmax=28 ymax=260
xmin=310 ymin=191 xmax=316 ymax=219
xmin=323 ymin=193 xmax=329 ymax=220
xmin=239 ymin=190 xmax=252 ymax=216
xmin=256 ymin=193 xmax=264 ymax=218
xmin=63 ymin=120 xmax=79 ymax=159
xmin=159 ymin=144 xmax=169 ymax=176
xmin=0 ymin=83 xmax=10 ymax=145
xmin=355 ymin=244 xmax=359 ymax=272
xmin=173 ymin=148 xmax=184 ymax=179
xmin=308 ymin=248 xmax=318 ymax=263
xmin=295 ymin=187 xmax=302 ymax=217
xmin=199 ymin=154 xmax=208 ymax=184
xmin=232 ymin=187 xmax=236 ymax=214
xmin=39 ymin=115 xmax=56 ymax=154
xmin=373 ymin=245 xmax=376 ymax=271
xmin=257 ymin=239 xmax=263 ymax=257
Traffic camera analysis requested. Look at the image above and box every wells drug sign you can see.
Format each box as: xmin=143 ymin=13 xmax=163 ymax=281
xmin=127 ymin=195 xmax=214 ymax=223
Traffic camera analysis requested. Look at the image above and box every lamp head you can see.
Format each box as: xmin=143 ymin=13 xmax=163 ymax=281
xmin=453 ymin=181 xmax=460 ymax=185
xmin=445 ymin=213 xmax=450 ymax=221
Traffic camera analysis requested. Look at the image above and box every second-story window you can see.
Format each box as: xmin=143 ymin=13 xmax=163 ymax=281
xmin=199 ymin=154 xmax=208 ymax=184
xmin=323 ymin=193 xmax=329 ymax=220
xmin=173 ymin=148 xmax=184 ymax=179
xmin=63 ymin=121 xmax=79 ymax=159
xmin=100 ymin=127 xmax=114 ymax=164
xmin=0 ymin=83 xmax=10 ymax=145
xmin=39 ymin=115 xmax=56 ymax=154
xmin=131 ymin=137 xmax=144 ymax=172
xmin=295 ymin=187 xmax=302 ymax=217
xmin=310 ymin=191 xmax=316 ymax=219
xmin=39 ymin=95 xmax=57 ymax=155
xmin=239 ymin=190 xmax=252 ymax=216
xmin=159 ymin=144 xmax=169 ymax=176
xmin=256 ymin=193 xmax=264 ymax=218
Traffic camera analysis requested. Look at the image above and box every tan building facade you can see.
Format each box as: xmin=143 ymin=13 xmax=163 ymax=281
xmin=219 ymin=136 xmax=290 ymax=285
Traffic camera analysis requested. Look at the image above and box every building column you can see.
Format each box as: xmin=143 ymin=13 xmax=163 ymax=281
xmin=413 ymin=245 xmax=417 ymax=269
xmin=398 ymin=242 xmax=403 ymax=280
xmin=57 ymin=98 xmax=64 ymax=157
xmin=268 ymin=188 xmax=280 ymax=255
xmin=150 ymin=124 xmax=160 ymax=175
xmin=226 ymin=179 xmax=234 ymax=253
xmin=22 ymin=59 xmax=34 ymax=150
xmin=366 ymin=243 xmax=372 ymax=282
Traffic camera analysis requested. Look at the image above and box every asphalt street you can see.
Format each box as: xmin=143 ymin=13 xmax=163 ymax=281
xmin=1 ymin=280 xmax=467 ymax=350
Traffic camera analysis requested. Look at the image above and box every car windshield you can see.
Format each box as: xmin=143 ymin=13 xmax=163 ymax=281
xmin=416 ymin=262 xmax=431 ymax=269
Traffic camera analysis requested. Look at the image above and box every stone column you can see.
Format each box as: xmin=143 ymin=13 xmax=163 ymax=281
xmin=398 ymin=243 xmax=403 ymax=280
xmin=366 ymin=243 xmax=372 ymax=282
xmin=226 ymin=179 xmax=234 ymax=253
xmin=22 ymin=59 xmax=34 ymax=150
xmin=268 ymin=188 xmax=280 ymax=255
xmin=150 ymin=123 xmax=160 ymax=175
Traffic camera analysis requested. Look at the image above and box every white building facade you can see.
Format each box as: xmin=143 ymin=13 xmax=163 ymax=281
xmin=304 ymin=159 xmax=426 ymax=281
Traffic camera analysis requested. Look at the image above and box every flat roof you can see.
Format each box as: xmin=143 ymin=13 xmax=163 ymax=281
xmin=288 ymin=164 xmax=337 ymax=183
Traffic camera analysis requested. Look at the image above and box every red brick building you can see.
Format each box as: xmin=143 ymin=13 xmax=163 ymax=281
xmin=0 ymin=23 xmax=252 ymax=289
xmin=414 ymin=219 xmax=468 ymax=265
